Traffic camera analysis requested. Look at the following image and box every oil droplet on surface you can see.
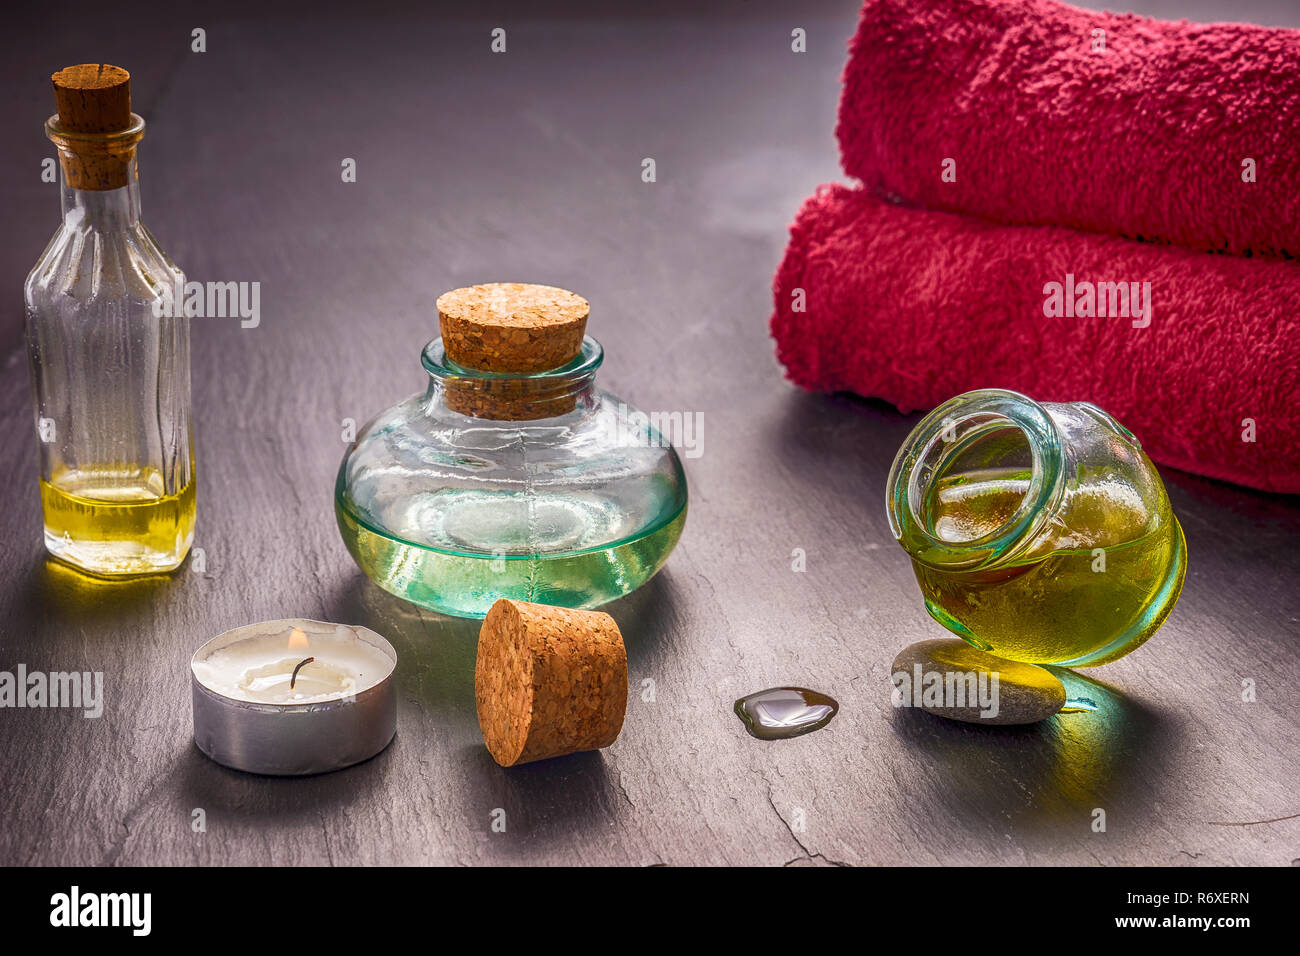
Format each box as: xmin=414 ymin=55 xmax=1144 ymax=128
xmin=734 ymin=687 xmax=839 ymax=740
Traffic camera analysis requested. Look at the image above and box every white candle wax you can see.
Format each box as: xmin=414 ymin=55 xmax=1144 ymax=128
xmin=190 ymin=619 xmax=398 ymax=775
xmin=193 ymin=621 xmax=393 ymax=704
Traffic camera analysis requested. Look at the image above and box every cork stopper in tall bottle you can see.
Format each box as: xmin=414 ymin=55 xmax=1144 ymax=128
xmin=52 ymin=64 xmax=132 ymax=132
xmin=47 ymin=63 xmax=143 ymax=191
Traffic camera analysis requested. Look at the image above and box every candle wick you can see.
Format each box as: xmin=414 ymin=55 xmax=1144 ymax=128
xmin=289 ymin=657 xmax=315 ymax=690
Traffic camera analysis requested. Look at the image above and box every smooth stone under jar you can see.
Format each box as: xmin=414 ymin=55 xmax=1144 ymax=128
xmin=890 ymin=639 xmax=1072 ymax=725
xmin=336 ymin=284 xmax=687 ymax=619
xmin=886 ymin=389 xmax=1186 ymax=667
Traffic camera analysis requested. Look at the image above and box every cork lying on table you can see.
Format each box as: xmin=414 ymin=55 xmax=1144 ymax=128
xmin=48 ymin=64 xmax=143 ymax=191
xmin=475 ymin=599 xmax=628 ymax=767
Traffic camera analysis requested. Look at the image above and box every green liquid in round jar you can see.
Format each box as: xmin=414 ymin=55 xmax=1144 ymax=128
xmin=337 ymin=489 xmax=685 ymax=619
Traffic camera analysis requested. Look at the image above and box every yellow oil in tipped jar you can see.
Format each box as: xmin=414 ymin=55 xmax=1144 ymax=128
xmin=40 ymin=465 xmax=196 ymax=576
xmin=887 ymin=390 xmax=1187 ymax=669
xmin=914 ymin=468 xmax=1185 ymax=666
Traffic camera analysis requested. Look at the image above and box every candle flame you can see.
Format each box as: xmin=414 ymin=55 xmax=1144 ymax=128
xmin=287 ymin=627 xmax=310 ymax=651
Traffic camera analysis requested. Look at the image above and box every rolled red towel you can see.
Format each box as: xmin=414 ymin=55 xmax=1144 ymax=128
xmin=837 ymin=0 xmax=1300 ymax=258
xmin=771 ymin=184 xmax=1300 ymax=493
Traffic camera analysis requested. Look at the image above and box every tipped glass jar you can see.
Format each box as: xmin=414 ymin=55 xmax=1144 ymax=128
xmin=886 ymin=389 xmax=1186 ymax=667
xmin=335 ymin=284 xmax=687 ymax=619
xmin=25 ymin=65 xmax=195 ymax=576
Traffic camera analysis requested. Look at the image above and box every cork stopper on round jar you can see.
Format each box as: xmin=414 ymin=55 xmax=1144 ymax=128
xmin=47 ymin=63 xmax=143 ymax=191
xmin=435 ymin=283 xmax=592 ymax=420
xmin=437 ymin=283 xmax=589 ymax=374
xmin=475 ymin=599 xmax=628 ymax=767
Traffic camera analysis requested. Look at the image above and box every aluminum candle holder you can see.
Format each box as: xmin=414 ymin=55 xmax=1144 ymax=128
xmin=191 ymin=619 xmax=397 ymax=776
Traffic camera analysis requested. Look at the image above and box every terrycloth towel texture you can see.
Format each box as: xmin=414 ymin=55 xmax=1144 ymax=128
xmin=837 ymin=0 xmax=1300 ymax=258
xmin=772 ymin=186 xmax=1300 ymax=493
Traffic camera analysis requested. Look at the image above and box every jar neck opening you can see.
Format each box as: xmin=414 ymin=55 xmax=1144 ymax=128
xmin=421 ymin=335 xmax=603 ymax=421
xmin=58 ymin=162 xmax=141 ymax=227
xmin=887 ymin=389 xmax=1065 ymax=571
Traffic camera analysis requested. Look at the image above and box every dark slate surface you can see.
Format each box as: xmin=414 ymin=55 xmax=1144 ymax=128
xmin=1 ymin=0 xmax=1297 ymax=865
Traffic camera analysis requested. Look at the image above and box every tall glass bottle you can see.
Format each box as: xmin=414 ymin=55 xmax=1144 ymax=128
xmin=25 ymin=65 xmax=195 ymax=576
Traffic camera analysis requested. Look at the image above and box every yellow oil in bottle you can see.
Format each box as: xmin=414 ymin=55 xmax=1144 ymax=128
xmin=40 ymin=465 xmax=196 ymax=576
xmin=913 ymin=468 xmax=1185 ymax=667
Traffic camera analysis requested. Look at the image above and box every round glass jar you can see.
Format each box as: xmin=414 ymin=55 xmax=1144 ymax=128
xmin=335 ymin=336 xmax=687 ymax=619
xmin=886 ymin=389 xmax=1186 ymax=667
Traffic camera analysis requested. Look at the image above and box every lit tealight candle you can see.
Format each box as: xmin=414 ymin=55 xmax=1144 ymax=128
xmin=191 ymin=619 xmax=397 ymax=775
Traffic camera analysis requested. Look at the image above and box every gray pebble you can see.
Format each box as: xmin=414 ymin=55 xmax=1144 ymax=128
xmin=890 ymin=639 xmax=1067 ymax=725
